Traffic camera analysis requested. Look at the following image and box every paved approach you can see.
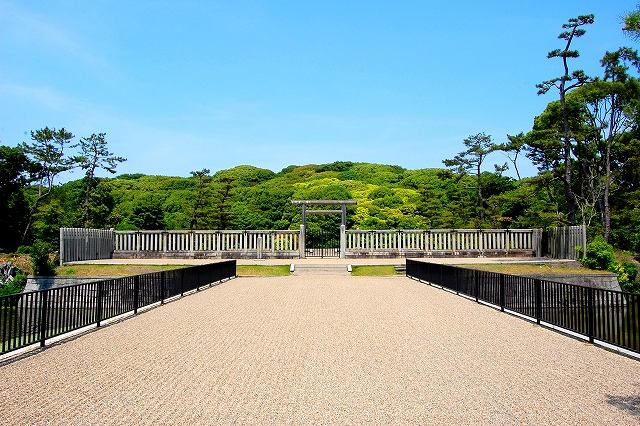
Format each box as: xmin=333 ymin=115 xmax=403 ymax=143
xmin=1 ymin=275 xmax=639 ymax=424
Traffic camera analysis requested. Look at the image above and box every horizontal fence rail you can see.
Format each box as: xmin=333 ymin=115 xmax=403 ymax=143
xmin=60 ymin=228 xmax=114 ymax=264
xmin=406 ymin=260 xmax=639 ymax=356
xmin=347 ymin=229 xmax=542 ymax=256
xmin=0 ymin=261 xmax=236 ymax=356
xmin=114 ymin=230 xmax=300 ymax=255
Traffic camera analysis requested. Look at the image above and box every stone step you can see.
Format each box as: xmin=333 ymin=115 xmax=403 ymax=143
xmin=291 ymin=264 xmax=350 ymax=276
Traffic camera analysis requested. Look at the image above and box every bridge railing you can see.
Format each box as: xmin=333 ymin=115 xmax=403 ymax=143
xmin=406 ymin=260 xmax=640 ymax=356
xmin=0 ymin=261 xmax=236 ymax=356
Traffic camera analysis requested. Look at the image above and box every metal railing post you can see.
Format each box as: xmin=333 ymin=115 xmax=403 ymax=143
xmin=535 ymin=279 xmax=542 ymax=324
xmin=39 ymin=290 xmax=48 ymax=348
xmin=160 ymin=272 xmax=166 ymax=304
xmin=133 ymin=276 xmax=140 ymax=314
xmin=475 ymin=270 xmax=479 ymax=303
xmin=587 ymin=287 xmax=595 ymax=343
xmin=500 ymin=274 xmax=505 ymax=312
xmin=96 ymin=281 xmax=103 ymax=327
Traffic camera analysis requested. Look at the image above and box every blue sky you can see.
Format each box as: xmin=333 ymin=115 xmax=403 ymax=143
xmin=0 ymin=1 xmax=637 ymax=179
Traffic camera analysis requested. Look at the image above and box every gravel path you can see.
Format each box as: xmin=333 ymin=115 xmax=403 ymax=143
xmin=1 ymin=275 xmax=639 ymax=424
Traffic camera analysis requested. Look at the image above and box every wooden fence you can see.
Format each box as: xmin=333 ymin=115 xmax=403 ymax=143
xmin=345 ymin=229 xmax=542 ymax=257
xmin=113 ymin=230 xmax=300 ymax=259
xmin=59 ymin=228 xmax=114 ymax=265
xmin=60 ymin=226 xmax=584 ymax=262
xmin=546 ymin=225 xmax=586 ymax=260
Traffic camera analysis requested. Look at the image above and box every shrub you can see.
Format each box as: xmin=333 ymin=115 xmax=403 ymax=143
xmin=621 ymin=261 xmax=640 ymax=294
xmin=580 ymin=236 xmax=640 ymax=294
xmin=27 ymin=241 xmax=57 ymax=276
xmin=0 ymin=271 xmax=27 ymax=296
xmin=622 ymin=261 xmax=638 ymax=283
xmin=579 ymin=236 xmax=616 ymax=270
xmin=16 ymin=245 xmax=31 ymax=255
xmin=623 ymin=279 xmax=640 ymax=294
xmin=609 ymin=262 xmax=630 ymax=288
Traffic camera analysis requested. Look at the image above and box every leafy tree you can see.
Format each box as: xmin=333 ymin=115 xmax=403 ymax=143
xmin=497 ymin=133 xmax=526 ymax=180
xmin=568 ymin=49 xmax=640 ymax=239
xmin=536 ymin=14 xmax=594 ymax=224
xmin=443 ymin=133 xmax=500 ymax=221
xmin=31 ymin=196 xmax=66 ymax=245
xmin=19 ymin=127 xmax=76 ymax=243
xmin=211 ymin=177 xmax=233 ymax=229
xmin=0 ymin=146 xmax=38 ymax=251
xmin=74 ymin=133 xmax=126 ymax=227
xmin=188 ymin=168 xmax=212 ymax=229
xmin=130 ymin=198 xmax=165 ymax=230
xmin=624 ymin=4 xmax=640 ymax=40
xmin=610 ymin=132 xmax=640 ymax=252
xmin=486 ymin=178 xmax=557 ymax=229
xmin=84 ymin=181 xmax=116 ymax=228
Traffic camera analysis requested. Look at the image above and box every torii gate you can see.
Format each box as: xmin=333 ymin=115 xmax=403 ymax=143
xmin=291 ymin=200 xmax=357 ymax=258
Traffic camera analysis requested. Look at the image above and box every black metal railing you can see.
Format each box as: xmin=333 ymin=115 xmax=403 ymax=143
xmin=0 ymin=261 xmax=236 ymax=356
xmin=406 ymin=260 xmax=640 ymax=355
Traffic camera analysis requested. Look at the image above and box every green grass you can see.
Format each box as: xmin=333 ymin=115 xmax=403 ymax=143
xmin=237 ymin=265 xmax=290 ymax=277
xmin=55 ymin=264 xmax=186 ymax=277
xmin=351 ymin=265 xmax=400 ymax=276
xmin=53 ymin=263 xmax=291 ymax=278
xmin=461 ymin=263 xmax=613 ymax=275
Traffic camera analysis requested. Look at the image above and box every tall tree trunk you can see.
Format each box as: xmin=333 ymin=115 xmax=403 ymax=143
xmin=512 ymin=154 xmax=521 ymax=180
xmin=477 ymin=163 xmax=484 ymax=221
xmin=603 ymin=94 xmax=615 ymax=242
xmin=559 ymin=59 xmax=577 ymax=225
xmin=21 ymin=185 xmax=46 ymax=244
xmin=83 ymin=178 xmax=91 ymax=228
xmin=603 ymin=145 xmax=611 ymax=240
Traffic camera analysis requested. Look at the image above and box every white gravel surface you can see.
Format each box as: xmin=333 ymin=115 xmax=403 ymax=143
xmin=1 ymin=275 xmax=639 ymax=424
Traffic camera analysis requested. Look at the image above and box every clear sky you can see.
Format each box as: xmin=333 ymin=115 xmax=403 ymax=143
xmin=0 ymin=1 xmax=637 ymax=179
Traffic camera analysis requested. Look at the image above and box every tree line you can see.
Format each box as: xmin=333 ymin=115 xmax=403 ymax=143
xmin=0 ymin=129 xmax=125 ymax=253
xmin=444 ymin=12 xmax=640 ymax=252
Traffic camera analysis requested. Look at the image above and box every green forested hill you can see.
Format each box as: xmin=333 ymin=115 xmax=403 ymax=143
xmin=37 ymin=162 xmax=556 ymax=237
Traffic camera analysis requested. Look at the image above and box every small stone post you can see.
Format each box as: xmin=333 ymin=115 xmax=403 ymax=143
xmin=299 ymin=224 xmax=305 ymax=259
xmin=340 ymin=225 xmax=346 ymax=259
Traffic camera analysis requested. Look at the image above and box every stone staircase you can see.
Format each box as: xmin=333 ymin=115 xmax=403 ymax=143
xmin=291 ymin=264 xmax=350 ymax=276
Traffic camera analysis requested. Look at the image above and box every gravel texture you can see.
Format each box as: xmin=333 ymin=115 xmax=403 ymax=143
xmin=1 ymin=275 xmax=639 ymax=424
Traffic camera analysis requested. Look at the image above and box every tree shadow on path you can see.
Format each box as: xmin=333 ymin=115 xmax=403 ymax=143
xmin=607 ymin=394 xmax=640 ymax=417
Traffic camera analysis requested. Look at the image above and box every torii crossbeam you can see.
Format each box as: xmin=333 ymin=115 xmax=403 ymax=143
xmin=291 ymin=200 xmax=357 ymax=226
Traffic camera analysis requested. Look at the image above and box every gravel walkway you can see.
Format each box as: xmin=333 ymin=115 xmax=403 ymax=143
xmin=1 ymin=275 xmax=639 ymax=424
